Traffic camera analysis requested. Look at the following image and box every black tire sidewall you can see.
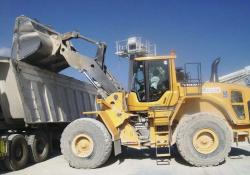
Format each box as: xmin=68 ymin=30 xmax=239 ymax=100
xmin=31 ymin=133 xmax=49 ymax=163
xmin=5 ymin=135 xmax=28 ymax=171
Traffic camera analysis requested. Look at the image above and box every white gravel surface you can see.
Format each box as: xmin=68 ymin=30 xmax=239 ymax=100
xmin=1 ymin=143 xmax=250 ymax=175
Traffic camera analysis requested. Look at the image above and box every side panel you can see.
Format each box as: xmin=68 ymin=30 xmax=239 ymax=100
xmin=0 ymin=58 xmax=97 ymax=124
xmin=174 ymin=99 xmax=227 ymax=122
xmin=0 ymin=58 xmax=26 ymax=122
xmin=173 ymin=83 xmax=250 ymax=126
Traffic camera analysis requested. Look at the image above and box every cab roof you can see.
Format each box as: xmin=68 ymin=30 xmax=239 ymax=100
xmin=134 ymin=55 xmax=176 ymax=61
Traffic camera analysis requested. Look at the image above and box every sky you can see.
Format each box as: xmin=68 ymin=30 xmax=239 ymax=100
xmin=0 ymin=0 xmax=250 ymax=89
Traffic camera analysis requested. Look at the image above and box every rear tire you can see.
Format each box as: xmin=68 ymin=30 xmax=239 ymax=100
xmin=28 ymin=131 xmax=49 ymax=163
xmin=176 ymin=113 xmax=232 ymax=167
xmin=60 ymin=118 xmax=112 ymax=169
xmin=4 ymin=134 xmax=29 ymax=171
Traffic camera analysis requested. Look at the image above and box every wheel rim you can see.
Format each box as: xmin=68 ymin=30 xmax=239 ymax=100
xmin=71 ymin=134 xmax=94 ymax=158
xmin=192 ymin=128 xmax=219 ymax=154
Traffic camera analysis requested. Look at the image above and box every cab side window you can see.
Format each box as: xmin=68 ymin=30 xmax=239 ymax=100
xmin=231 ymin=91 xmax=245 ymax=119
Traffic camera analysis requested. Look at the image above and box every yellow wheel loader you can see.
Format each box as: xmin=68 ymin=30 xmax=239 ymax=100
xmin=14 ymin=16 xmax=250 ymax=168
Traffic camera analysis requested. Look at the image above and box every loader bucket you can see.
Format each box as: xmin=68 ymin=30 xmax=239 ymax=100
xmin=11 ymin=16 xmax=68 ymax=72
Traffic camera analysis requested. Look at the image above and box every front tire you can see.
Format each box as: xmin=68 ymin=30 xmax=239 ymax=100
xmin=60 ymin=118 xmax=112 ymax=169
xmin=176 ymin=113 xmax=232 ymax=167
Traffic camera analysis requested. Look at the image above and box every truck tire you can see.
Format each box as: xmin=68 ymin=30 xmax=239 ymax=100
xmin=4 ymin=134 xmax=29 ymax=171
xmin=28 ymin=132 xmax=49 ymax=163
xmin=60 ymin=118 xmax=112 ymax=169
xmin=176 ymin=113 xmax=232 ymax=167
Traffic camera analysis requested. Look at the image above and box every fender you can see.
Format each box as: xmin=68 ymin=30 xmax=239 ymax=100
xmin=83 ymin=111 xmax=122 ymax=155
xmin=170 ymin=96 xmax=235 ymax=125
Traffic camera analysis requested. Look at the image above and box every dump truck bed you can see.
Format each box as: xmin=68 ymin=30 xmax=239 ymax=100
xmin=0 ymin=56 xmax=97 ymax=124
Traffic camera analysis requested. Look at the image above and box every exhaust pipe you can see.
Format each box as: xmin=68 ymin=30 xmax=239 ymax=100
xmin=210 ymin=57 xmax=221 ymax=82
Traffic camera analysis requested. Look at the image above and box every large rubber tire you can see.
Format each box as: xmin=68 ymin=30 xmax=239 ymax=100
xmin=28 ymin=132 xmax=49 ymax=163
xmin=176 ymin=113 xmax=232 ymax=167
xmin=60 ymin=118 xmax=112 ymax=169
xmin=4 ymin=134 xmax=29 ymax=171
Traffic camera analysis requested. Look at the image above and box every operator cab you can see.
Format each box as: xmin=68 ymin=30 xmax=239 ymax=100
xmin=131 ymin=57 xmax=170 ymax=102
xmin=115 ymin=37 xmax=179 ymax=110
xmin=127 ymin=52 xmax=179 ymax=111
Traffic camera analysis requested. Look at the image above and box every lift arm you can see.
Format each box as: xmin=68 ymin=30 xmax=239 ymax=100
xmin=59 ymin=35 xmax=121 ymax=97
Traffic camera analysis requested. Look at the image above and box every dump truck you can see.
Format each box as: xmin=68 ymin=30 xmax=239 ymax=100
xmin=0 ymin=16 xmax=100 ymax=171
xmin=9 ymin=16 xmax=250 ymax=169
xmin=220 ymin=65 xmax=250 ymax=87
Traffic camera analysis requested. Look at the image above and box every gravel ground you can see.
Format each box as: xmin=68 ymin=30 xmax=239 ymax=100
xmin=1 ymin=143 xmax=250 ymax=175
